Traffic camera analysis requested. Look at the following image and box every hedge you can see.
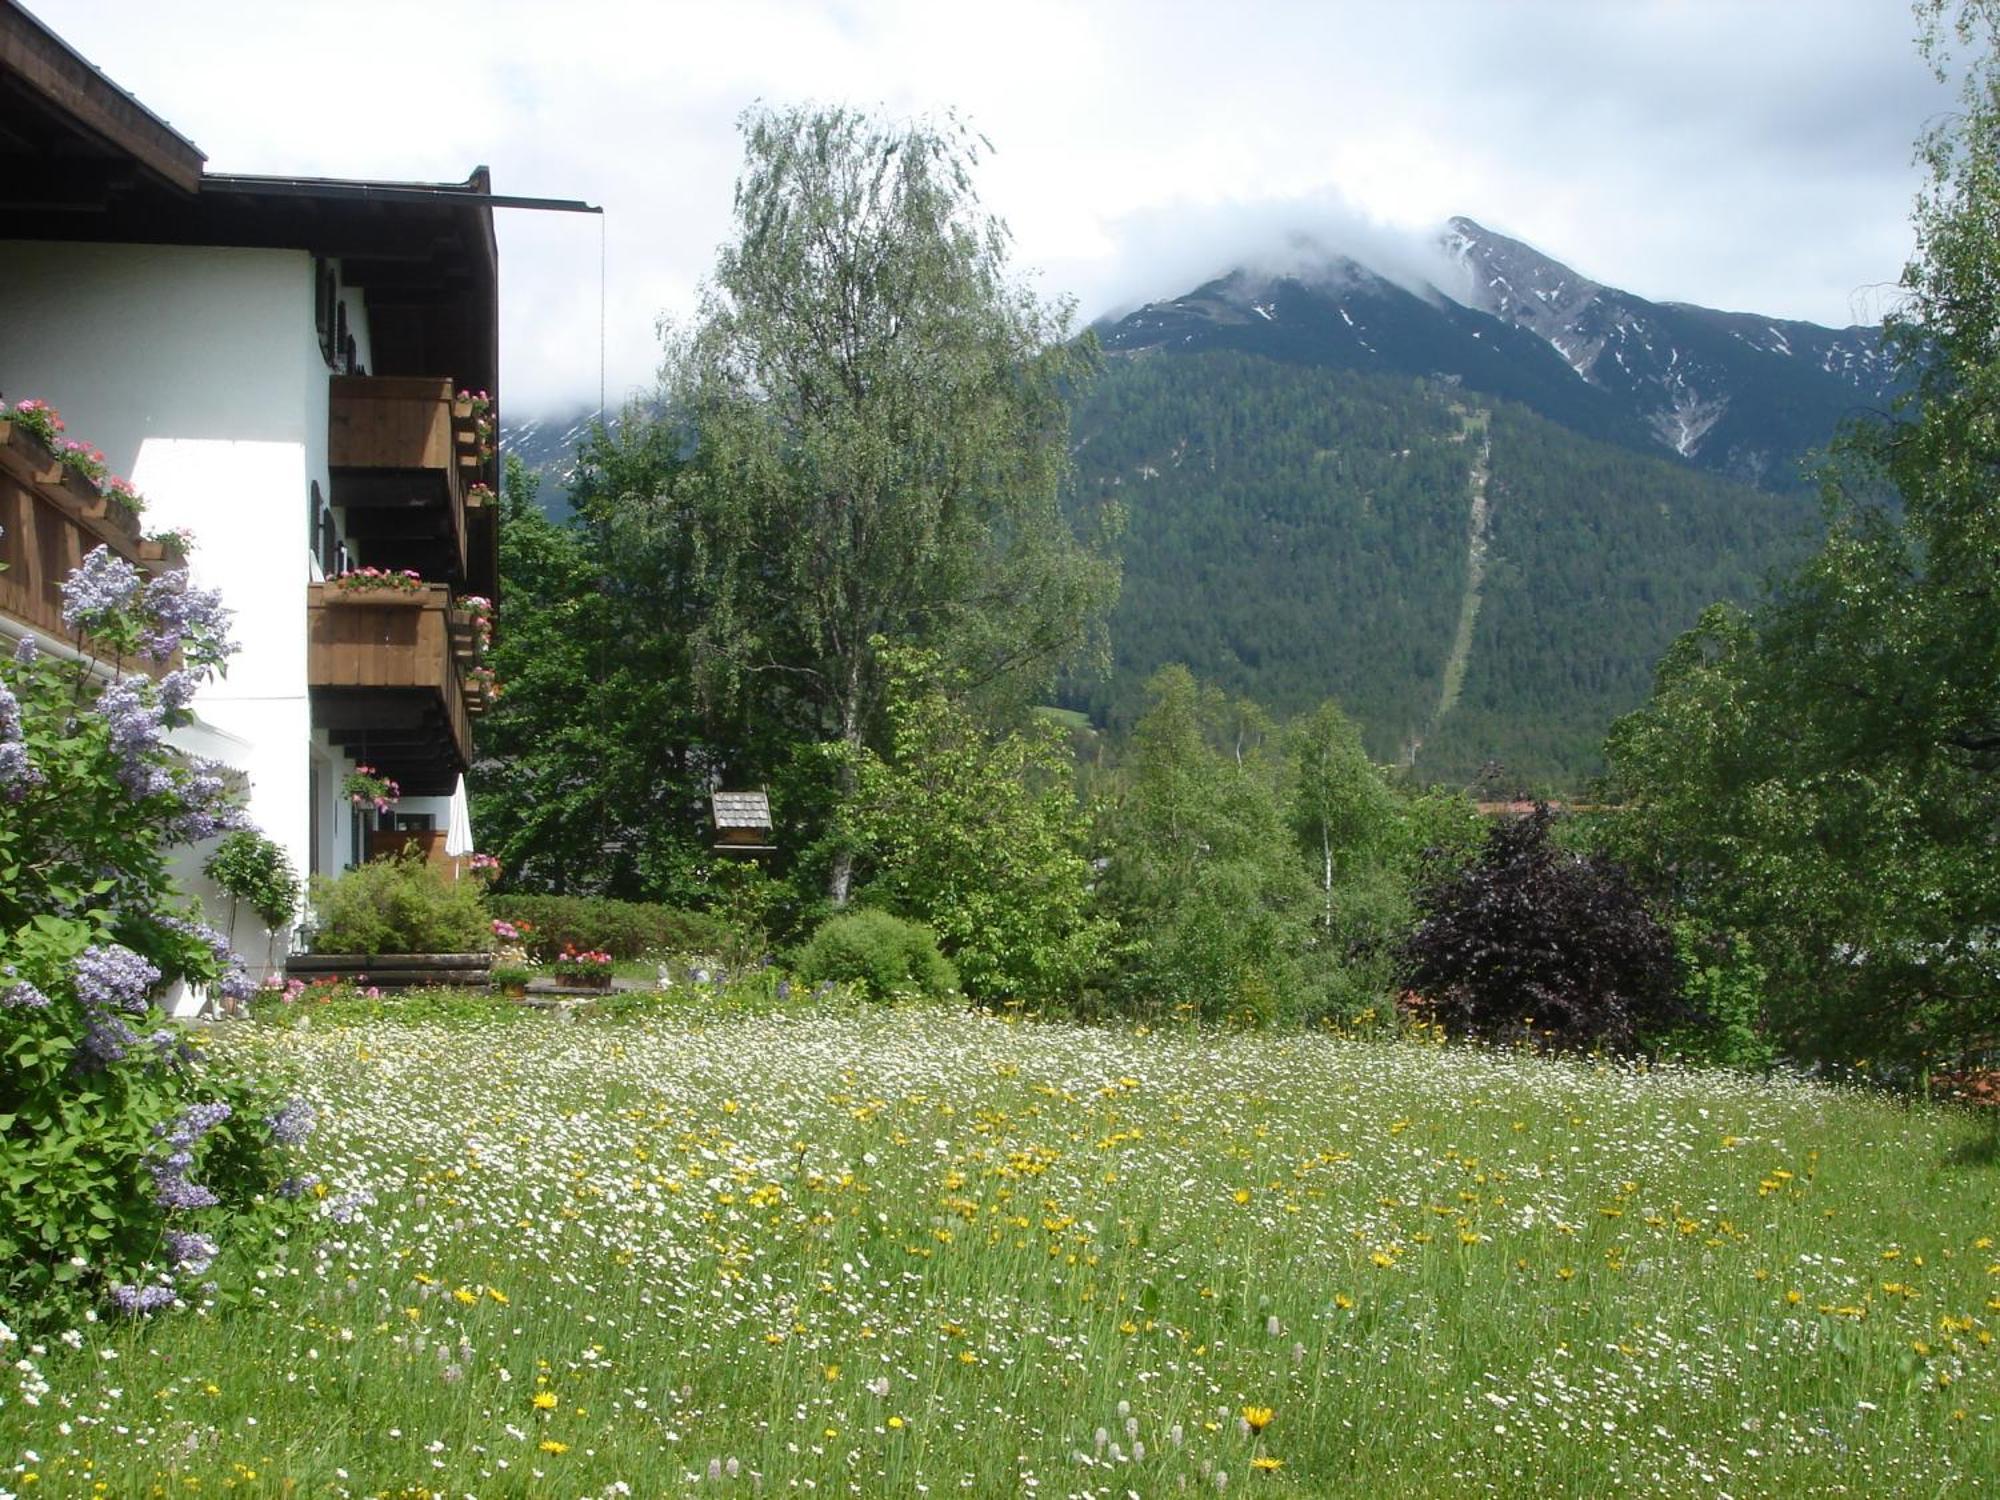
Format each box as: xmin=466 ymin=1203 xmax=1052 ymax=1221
xmin=486 ymin=894 xmax=730 ymax=961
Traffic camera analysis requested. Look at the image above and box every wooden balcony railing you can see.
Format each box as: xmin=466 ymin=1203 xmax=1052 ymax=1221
xmin=326 ymin=375 xmax=477 ymax=586
xmin=0 ymin=418 xmax=170 ymax=670
xmin=307 ymin=581 xmax=472 ymax=796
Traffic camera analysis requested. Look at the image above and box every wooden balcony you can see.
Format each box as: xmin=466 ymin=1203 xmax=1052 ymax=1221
xmin=307 ymin=581 xmax=471 ymax=796
xmin=326 ymin=375 xmax=479 ymax=587
xmin=0 ymin=418 xmax=165 ymax=670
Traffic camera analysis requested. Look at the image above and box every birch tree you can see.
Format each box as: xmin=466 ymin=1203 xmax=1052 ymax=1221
xmin=669 ymin=106 xmax=1117 ymax=904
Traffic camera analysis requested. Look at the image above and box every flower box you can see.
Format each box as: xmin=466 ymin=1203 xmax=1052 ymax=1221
xmin=550 ymin=946 xmax=614 ymax=989
xmin=98 ymin=494 xmax=142 ymax=539
xmin=35 ymin=457 xmax=103 ymax=510
xmin=139 ymin=535 xmax=189 ymax=569
xmin=322 ymin=587 xmax=429 ymax=607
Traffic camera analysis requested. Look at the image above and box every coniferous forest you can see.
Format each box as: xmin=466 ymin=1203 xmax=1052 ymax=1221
xmin=1063 ymin=351 xmax=1821 ymax=785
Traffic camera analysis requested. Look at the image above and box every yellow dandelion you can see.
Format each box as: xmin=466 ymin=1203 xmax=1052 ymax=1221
xmin=1251 ymin=1455 xmax=1285 ymax=1473
xmin=532 ymin=1391 xmax=558 ymax=1411
xmin=1333 ymin=1293 xmax=1355 ymax=1311
xmin=485 ymin=1287 xmax=509 ymax=1306
xmin=452 ymin=1286 xmax=477 ymax=1306
xmin=887 ymin=1415 xmax=905 ymax=1430
xmin=823 ymin=1363 xmax=841 ymax=1382
xmin=538 ymin=1440 xmax=569 ymax=1455
xmin=1233 ymin=1188 xmax=1253 ymax=1205
xmin=1242 ymin=1404 xmax=1275 ymax=1434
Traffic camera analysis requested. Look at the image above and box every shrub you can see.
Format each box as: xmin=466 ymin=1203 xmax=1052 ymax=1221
xmin=1094 ymin=667 xmax=1315 ymax=1024
xmin=307 ymin=851 xmax=491 ymax=956
xmin=0 ymin=540 xmax=313 ymax=1327
xmin=1399 ymin=805 xmax=1684 ymax=1053
xmin=847 ymin=647 xmax=1111 ymax=1007
xmin=1662 ymin=922 xmax=1776 ymax=1071
xmin=202 ymin=829 xmax=301 ymax=933
xmin=485 ymin=894 xmax=729 ymax=960
xmin=793 ymin=910 xmax=958 ymax=1001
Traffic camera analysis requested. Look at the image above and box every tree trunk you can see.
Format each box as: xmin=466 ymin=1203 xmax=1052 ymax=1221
xmin=1322 ymin=825 xmax=1335 ymax=930
xmin=827 ymin=668 xmax=864 ymax=908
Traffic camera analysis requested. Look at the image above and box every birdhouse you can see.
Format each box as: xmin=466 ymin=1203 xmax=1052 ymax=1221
xmin=710 ymin=789 xmax=775 ymax=858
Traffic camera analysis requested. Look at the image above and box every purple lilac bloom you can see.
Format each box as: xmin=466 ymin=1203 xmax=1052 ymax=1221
xmin=141 ymin=572 xmax=234 ymax=669
xmin=265 ymin=1098 xmax=316 ymax=1146
xmin=0 ymin=679 xmax=33 ymax=800
xmin=0 ymin=740 xmax=38 ymax=801
xmin=0 ymin=979 xmax=50 ymax=1008
xmin=148 ymin=1100 xmax=232 ymax=1210
xmin=12 ymin=633 xmax=36 ymax=665
xmin=164 ymin=1230 xmax=218 ymax=1277
xmin=59 ymin=546 xmax=143 ymax=635
xmin=110 ymin=1282 xmax=177 ymax=1315
xmin=74 ymin=944 xmax=161 ymax=1016
xmin=92 ymin=679 xmax=173 ymax=797
xmin=158 ymin=915 xmax=232 ymax=968
xmin=79 ymin=1013 xmax=138 ymax=1066
xmin=164 ymin=1100 xmax=233 ymax=1141
xmin=152 ymin=1172 xmax=219 ymax=1211
xmin=165 ymin=758 xmax=248 ymax=844
xmin=157 ymin=668 xmax=199 ymax=715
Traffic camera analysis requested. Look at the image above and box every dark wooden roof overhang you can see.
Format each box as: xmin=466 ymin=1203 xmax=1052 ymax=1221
xmin=0 ymin=0 xmax=204 ymax=201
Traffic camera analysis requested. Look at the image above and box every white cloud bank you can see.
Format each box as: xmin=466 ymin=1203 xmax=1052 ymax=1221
xmin=26 ymin=0 xmax=1947 ymax=416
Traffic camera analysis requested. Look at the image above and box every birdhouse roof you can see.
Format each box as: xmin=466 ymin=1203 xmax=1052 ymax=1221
xmin=711 ymin=790 xmax=773 ymax=830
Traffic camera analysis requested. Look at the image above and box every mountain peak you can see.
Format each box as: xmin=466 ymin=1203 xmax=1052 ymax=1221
xmin=1097 ymin=216 xmax=1896 ymax=484
xmin=1444 ymin=217 xmax=1603 ymax=354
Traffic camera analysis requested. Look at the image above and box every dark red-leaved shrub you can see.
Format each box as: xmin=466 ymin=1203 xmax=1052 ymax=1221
xmin=1400 ymin=805 xmax=1684 ymax=1052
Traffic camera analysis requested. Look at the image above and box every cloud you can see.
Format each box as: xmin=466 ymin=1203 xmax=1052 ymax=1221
xmin=1052 ymin=190 xmax=1473 ymax=326
xmin=21 ymin=0 xmax=1954 ymax=416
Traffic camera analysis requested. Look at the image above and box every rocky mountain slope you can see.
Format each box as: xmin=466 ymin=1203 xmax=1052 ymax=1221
xmin=1099 ymin=218 xmax=1897 ymax=488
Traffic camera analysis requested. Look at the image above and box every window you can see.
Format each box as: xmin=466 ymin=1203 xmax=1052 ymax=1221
xmin=310 ymin=482 xmax=338 ymax=576
xmin=315 ymin=260 xmax=339 ymax=367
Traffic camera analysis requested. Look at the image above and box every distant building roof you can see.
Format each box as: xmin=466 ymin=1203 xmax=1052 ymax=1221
xmin=711 ymin=790 xmax=772 ymax=830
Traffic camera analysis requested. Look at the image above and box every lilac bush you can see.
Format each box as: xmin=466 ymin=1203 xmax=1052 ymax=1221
xmin=0 ymin=537 xmax=313 ymax=1327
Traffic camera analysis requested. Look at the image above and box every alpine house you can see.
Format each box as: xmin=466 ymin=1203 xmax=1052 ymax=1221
xmin=0 ymin=0 xmax=592 ymax=1005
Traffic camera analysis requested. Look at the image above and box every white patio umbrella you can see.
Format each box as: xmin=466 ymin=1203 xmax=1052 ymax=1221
xmin=444 ymin=773 xmax=475 ymax=857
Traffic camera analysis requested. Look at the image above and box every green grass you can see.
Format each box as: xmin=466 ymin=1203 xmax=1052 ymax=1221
xmin=5 ymin=1006 xmax=1999 ymax=1496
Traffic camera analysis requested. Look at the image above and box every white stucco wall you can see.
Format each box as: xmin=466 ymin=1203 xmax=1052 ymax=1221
xmin=0 ymin=241 xmax=479 ymax=1010
xmin=0 ymin=241 xmax=383 ymax=1003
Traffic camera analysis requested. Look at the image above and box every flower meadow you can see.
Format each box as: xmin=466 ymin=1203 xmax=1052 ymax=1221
xmin=4 ymin=1003 xmax=2000 ymax=1497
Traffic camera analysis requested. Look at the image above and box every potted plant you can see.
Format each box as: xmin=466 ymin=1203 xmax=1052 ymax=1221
xmin=491 ymin=963 xmax=534 ymax=999
xmin=550 ymin=944 xmax=614 ymax=990
xmin=455 ymin=389 xmax=497 ymax=462
xmin=327 ymin=567 xmax=426 ymax=597
xmin=2 ymin=397 xmax=65 ymax=456
xmin=140 ymin=526 xmax=192 ymax=570
xmin=342 ymin=765 xmax=400 ymax=813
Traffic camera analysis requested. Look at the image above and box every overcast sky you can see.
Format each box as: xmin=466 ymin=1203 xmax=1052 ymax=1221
xmin=30 ymin=0 xmax=1950 ymax=417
